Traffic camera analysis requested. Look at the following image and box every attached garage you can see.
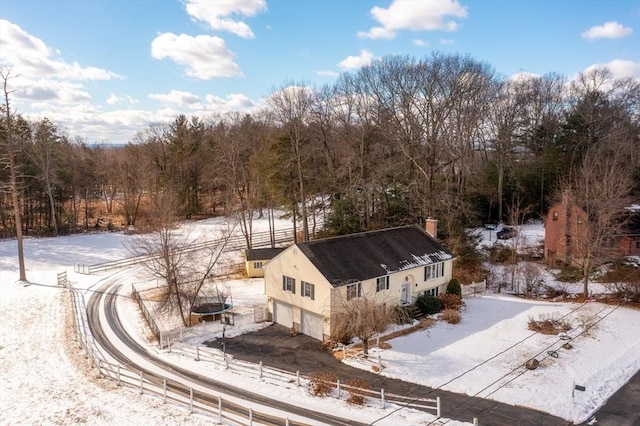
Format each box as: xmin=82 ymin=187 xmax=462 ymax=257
xmin=300 ymin=310 xmax=324 ymax=341
xmin=273 ymin=301 xmax=293 ymax=328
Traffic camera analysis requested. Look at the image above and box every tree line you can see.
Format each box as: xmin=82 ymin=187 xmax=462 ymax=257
xmin=2 ymin=53 xmax=639 ymax=252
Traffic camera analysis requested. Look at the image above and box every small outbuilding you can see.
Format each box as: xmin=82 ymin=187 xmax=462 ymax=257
xmin=244 ymin=247 xmax=286 ymax=278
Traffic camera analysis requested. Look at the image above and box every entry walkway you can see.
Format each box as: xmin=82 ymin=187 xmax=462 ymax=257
xmin=207 ymin=324 xmax=571 ymax=425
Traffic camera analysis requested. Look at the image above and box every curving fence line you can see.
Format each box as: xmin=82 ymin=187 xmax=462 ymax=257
xmin=64 ymin=279 xmax=311 ymax=425
xmin=66 ymin=277 xmax=442 ymax=423
xmin=128 ymin=285 xmax=441 ymax=417
xmin=167 ymin=342 xmax=442 ymax=416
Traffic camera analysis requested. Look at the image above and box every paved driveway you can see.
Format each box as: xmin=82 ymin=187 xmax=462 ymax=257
xmin=582 ymin=369 xmax=640 ymax=426
xmin=205 ymin=323 xmax=571 ymax=425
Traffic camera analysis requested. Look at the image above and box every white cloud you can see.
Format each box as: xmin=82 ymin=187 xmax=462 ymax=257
xmin=581 ymin=21 xmax=633 ymax=40
xmin=149 ymin=90 xmax=201 ymax=106
xmin=338 ymin=50 xmax=376 ymax=70
xmin=357 ymin=26 xmax=395 ymax=40
xmin=151 ymin=32 xmax=242 ymax=79
xmin=509 ymin=71 xmax=541 ymax=83
xmin=0 ymin=19 xmax=121 ymax=81
xmin=439 ymin=38 xmax=455 ymax=45
xmin=204 ymin=93 xmax=256 ymax=111
xmin=584 ymin=59 xmax=640 ymax=80
xmin=184 ymin=0 xmax=267 ymax=39
xmin=106 ymin=93 xmax=122 ymax=105
xmin=412 ymin=38 xmax=428 ymax=47
xmin=10 ymin=77 xmax=92 ymax=103
xmin=148 ymin=90 xmax=257 ymax=112
xmin=317 ymin=70 xmax=339 ymax=77
xmin=107 ymin=93 xmax=139 ymax=105
xmin=359 ymin=0 xmax=467 ymax=40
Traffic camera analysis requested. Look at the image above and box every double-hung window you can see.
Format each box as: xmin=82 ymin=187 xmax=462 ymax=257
xmin=376 ymin=276 xmax=389 ymax=292
xmin=253 ymin=261 xmax=263 ymax=269
xmin=424 ymin=262 xmax=445 ymax=281
xmin=283 ymin=275 xmax=295 ymax=294
xmin=302 ymin=281 xmax=315 ymax=300
xmin=346 ymin=282 xmax=361 ymax=300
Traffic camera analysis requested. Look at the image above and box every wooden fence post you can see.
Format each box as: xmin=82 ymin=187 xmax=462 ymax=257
xmin=189 ymin=387 xmax=193 ymax=413
xmin=437 ymin=396 xmax=441 ymax=418
xmin=259 ymin=361 xmax=263 ymax=378
xmin=163 ymin=379 xmax=167 ymax=403
xmin=296 ymin=370 xmax=300 ymax=386
xmin=139 ymin=372 xmax=144 ymax=394
xmin=218 ymin=396 xmax=222 ymax=424
xmin=381 ymin=388 xmax=385 ymax=409
xmin=337 ymin=379 xmax=341 ymax=398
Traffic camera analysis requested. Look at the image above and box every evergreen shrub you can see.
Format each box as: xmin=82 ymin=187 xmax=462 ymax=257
xmin=416 ymin=294 xmax=442 ymax=315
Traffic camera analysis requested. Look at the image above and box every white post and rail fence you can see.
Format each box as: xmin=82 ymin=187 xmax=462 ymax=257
xmin=64 ymin=274 xmax=443 ymax=423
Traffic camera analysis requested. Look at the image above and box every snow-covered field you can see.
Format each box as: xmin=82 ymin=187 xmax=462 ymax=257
xmin=1 ymin=218 xmax=638 ymax=425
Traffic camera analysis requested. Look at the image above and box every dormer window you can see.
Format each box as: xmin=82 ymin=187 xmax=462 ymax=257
xmin=552 ymin=211 xmax=559 ymax=221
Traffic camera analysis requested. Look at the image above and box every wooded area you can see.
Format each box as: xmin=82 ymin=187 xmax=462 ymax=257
xmin=2 ymin=54 xmax=639 ymax=252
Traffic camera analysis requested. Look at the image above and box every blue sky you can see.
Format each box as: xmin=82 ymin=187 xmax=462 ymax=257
xmin=1 ymin=0 xmax=639 ymax=144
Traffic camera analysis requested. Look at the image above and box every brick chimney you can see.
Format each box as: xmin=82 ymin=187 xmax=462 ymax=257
xmin=425 ymin=218 xmax=438 ymax=239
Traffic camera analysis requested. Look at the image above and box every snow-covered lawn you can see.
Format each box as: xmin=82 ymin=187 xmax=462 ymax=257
xmin=345 ymin=295 xmax=639 ymax=424
xmin=1 ymin=218 xmax=638 ymax=425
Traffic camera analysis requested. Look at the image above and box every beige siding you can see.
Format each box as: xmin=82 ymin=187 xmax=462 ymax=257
xmin=265 ymin=245 xmax=454 ymax=341
xmin=245 ymin=259 xmax=266 ymax=278
xmin=332 ymin=259 xmax=453 ymax=308
xmin=264 ymin=246 xmax=333 ymax=338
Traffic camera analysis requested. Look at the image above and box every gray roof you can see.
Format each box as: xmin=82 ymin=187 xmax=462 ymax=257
xmin=245 ymin=247 xmax=286 ymax=261
xmin=296 ymin=225 xmax=453 ymax=286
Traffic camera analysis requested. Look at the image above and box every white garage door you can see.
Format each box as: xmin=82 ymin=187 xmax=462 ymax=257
xmin=300 ymin=310 xmax=324 ymax=341
xmin=273 ymin=301 xmax=293 ymax=328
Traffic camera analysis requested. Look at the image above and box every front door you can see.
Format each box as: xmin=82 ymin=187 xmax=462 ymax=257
xmin=401 ymin=281 xmax=410 ymax=305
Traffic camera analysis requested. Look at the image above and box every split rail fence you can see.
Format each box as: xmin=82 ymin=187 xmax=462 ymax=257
xmin=74 ymin=227 xmax=296 ymax=275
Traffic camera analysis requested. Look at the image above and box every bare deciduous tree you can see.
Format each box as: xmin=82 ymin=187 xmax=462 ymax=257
xmin=1 ymin=68 xmax=26 ymax=281
xmin=571 ymin=134 xmax=636 ymax=296
xmin=265 ymin=81 xmax=313 ymax=241
xmin=331 ymin=284 xmax=395 ymax=356
xmin=129 ymin=190 xmax=235 ymax=326
xmin=29 ymin=118 xmax=63 ymax=236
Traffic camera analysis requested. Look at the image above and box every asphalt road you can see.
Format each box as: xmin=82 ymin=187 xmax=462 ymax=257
xmin=206 ymin=323 xmax=573 ymax=426
xmin=581 ymin=370 xmax=640 ymax=426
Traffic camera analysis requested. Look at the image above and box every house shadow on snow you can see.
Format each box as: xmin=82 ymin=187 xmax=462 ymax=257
xmin=388 ymin=296 xmax=556 ymax=356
